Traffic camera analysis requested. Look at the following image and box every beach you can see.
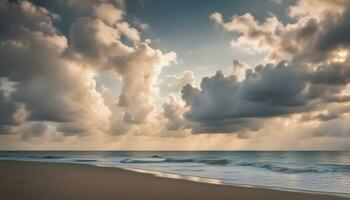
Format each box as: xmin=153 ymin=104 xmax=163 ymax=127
xmin=0 ymin=160 xmax=348 ymax=200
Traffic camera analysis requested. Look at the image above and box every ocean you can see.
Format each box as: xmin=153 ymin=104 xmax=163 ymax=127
xmin=1 ymin=151 xmax=349 ymax=195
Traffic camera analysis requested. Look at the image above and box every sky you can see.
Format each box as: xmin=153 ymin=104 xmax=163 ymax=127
xmin=0 ymin=0 xmax=350 ymax=150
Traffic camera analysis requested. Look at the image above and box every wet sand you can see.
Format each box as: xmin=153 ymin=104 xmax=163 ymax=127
xmin=0 ymin=160 xmax=349 ymax=200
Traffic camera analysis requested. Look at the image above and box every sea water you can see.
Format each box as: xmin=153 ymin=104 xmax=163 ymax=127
xmin=1 ymin=151 xmax=349 ymax=195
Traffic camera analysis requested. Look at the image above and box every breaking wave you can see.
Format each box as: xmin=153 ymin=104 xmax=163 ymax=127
xmin=120 ymin=157 xmax=230 ymax=165
xmin=120 ymin=156 xmax=350 ymax=173
xmin=232 ymin=161 xmax=350 ymax=173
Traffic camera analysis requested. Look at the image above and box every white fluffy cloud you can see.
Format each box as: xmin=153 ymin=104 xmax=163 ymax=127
xmin=210 ymin=12 xmax=283 ymax=56
xmin=0 ymin=1 xmax=111 ymax=137
xmin=0 ymin=0 xmax=176 ymax=140
xmin=158 ymin=71 xmax=194 ymax=96
xmin=211 ymin=0 xmax=350 ymax=64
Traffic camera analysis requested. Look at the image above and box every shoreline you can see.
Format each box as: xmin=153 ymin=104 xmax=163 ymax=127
xmin=2 ymin=158 xmax=350 ymax=197
xmin=1 ymin=160 xmax=349 ymax=200
xmin=121 ymin=166 xmax=350 ymax=198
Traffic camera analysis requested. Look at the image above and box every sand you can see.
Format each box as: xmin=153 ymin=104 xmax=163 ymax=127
xmin=0 ymin=160 xmax=349 ymax=200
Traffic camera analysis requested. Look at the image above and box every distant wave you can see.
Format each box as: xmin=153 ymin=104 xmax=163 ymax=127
xmin=120 ymin=157 xmax=230 ymax=165
xmin=199 ymin=159 xmax=231 ymax=165
xmin=74 ymin=159 xmax=98 ymax=162
xmin=151 ymin=155 xmax=163 ymax=158
xmin=165 ymin=158 xmax=195 ymax=163
xmin=120 ymin=156 xmax=350 ymax=173
xmin=120 ymin=158 xmax=165 ymax=163
xmin=232 ymin=161 xmax=350 ymax=173
xmin=27 ymin=155 xmax=66 ymax=159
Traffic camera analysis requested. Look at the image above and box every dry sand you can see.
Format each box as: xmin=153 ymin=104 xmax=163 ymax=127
xmin=0 ymin=160 xmax=349 ymax=200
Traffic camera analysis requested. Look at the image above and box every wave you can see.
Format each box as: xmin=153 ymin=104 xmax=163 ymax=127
xmin=120 ymin=157 xmax=229 ymax=165
xmin=27 ymin=155 xmax=66 ymax=159
xmin=200 ymin=159 xmax=231 ymax=165
xmin=120 ymin=157 xmax=196 ymax=164
xmin=151 ymin=155 xmax=163 ymax=158
xmin=74 ymin=159 xmax=98 ymax=162
xmin=120 ymin=158 xmax=165 ymax=163
xmin=42 ymin=156 xmax=65 ymax=159
xmin=120 ymin=156 xmax=349 ymax=173
xmin=232 ymin=161 xmax=350 ymax=173
xmin=165 ymin=158 xmax=195 ymax=163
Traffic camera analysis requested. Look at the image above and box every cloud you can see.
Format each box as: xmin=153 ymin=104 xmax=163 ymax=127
xmin=210 ymin=12 xmax=283 ymax=55
xmin=162 ymin=96 xmax=187 ymax=131
xmin=180 ymin=58 xmax=350 ymax=135
xmin=133 ymin=18 xmax=150 ymax=31
xmin=180 ymin=62 xmax=311 ymax=134
xmin=0 ymin=0 xmax=178 ymax=141
xmin=203 ymin=0 xmax=350 ymax=138
xmin=309 ymin=62 xmax=350 ymax=85
xmin=270 ymin=0 xmax=282 ymax=4
xmin=93 ymin=3 xmax=123 ymax=25
xmin=159 ymin=71 xmax=194 ymax=96
xmin=67 ymin=0 xmax=176 ymax=131
xmin=1 ymin=0 xmax=350 ymax=150
xmin=312 ymin=118 xmax=350 ymax=137
xmin=211 ymin=0 xmax=350 ymax=64
xmin=0 ymin=1 xmax=113 ymax=137
xmin=209 ymin=12 xmax=223 ymax=25
xmin=68 ymin=0 xmax=125 ymax=12
xmin=0 ymin=90 xmax=22 ymax=134
xmin=115 ymin=21 xmax=140 ymax=41
xmin=21 ymin=122 xmax=51 ymax=140
xmin=232 ymin=59 xmax=248 ymax=81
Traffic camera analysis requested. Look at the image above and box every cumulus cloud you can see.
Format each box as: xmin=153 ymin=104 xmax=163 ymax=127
xmin=0 ymin=0 xmax=177 ymax=139
xmin=66 ymin=0 xmax=177 ymax=135
xmin=180 ymin=62 xmax=308 ymax=134
xmin=93 ymin=2 xmax=123 ymax=25
xmin=211 ymin=0 xmax=350 ymax=64
xmin=159 ymin=71 xmax=194 ymax=96
xmin=210 ymin=12 xmax=283 ymax=55
xmin=179 ymin=58 xmax=350 ymax=135
xmin=0 ymin=1 xmax=112 ymax=137
xmin=162 ymin=96 xmax=187 ymax=131
xmin=200 ymin=0 xmax=350 ymax=138
xmin=66 ymin=3 xmax=176 ymax=127
xmin=233 ymin=59 xmax=248 ymax=81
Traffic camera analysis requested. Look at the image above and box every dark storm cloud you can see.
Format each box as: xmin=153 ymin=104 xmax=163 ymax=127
xmin=309 ymin=63 xmax=350 ymax=86
xmin=288 ymin=7 xmax=350 ymax=64
xmin=315 ymin=8 xmax=350 ymax=53
xmin=181 ymin=62 xmax=312 ymax=133
xmin=180 ymin=60 xmax=350 ymax=134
